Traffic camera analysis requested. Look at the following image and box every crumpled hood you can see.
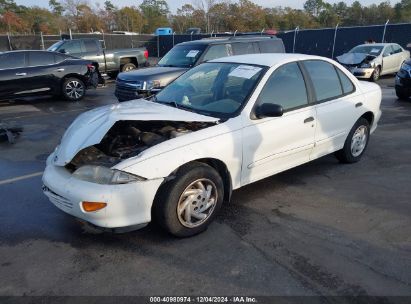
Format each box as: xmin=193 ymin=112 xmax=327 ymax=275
xmin=53 ymin=99 xmax=219 ymax=166
xmin=337 ymin=53 xmax=376 ymax=65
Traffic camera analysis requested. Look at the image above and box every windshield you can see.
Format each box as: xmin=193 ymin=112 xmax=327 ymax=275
xmin=349 ymin=45 xmax=383 ymax=56
xmin=154 ymin=62 xmax=265 ymax=119
xmin=47 ymin=41 xmax=64 ymax=52
xmin=158 ymin=45 xmax=206 ymax=68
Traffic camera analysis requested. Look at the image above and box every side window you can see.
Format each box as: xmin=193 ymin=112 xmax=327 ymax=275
xmin=232 ymin=43 xmax=256 ymax=55
xmin=258 ymin=40 xmax=284 ymax=53
xmin=0 ymin=52 xmax=25 ymax=69
xmin=258 ymin=62 xmax=308 ymax=111
xmin=62 ymin=41 xmax=82 ymax=54
xmin=84 ymin=40 xmax=98 ymax=53
xmin=393 ymin=44 xmax=403 ymax=54
xmin=303 ymin=60 xmax=343 ymax=102
xmin=28 ymin=52 xmax=55 ymax=66
xmin=383 ymin=46 xmax=394 ymax=57
xmin=336 ymin=68 xmax=355 ymax=94
xmin=202 ymin=44 xmax=229 ymax=62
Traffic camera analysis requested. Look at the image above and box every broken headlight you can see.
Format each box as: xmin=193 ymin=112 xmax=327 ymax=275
xmin=360 ymin=63 xmax=373 ymax=68
xmin=73 ymin=165 xmax=146 ymax=184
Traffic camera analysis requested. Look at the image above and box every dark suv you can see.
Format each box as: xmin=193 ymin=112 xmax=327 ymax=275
xmin=115 ymin=36 xmax=285 ymax=101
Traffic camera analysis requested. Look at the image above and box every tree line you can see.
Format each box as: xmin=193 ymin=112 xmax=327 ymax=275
xmin=1 ymin=0 xmax=411 ymax=35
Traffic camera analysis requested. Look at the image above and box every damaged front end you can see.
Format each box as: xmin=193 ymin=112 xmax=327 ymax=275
xmin=337 ymin=53 xmax=377 ymax=70
xmin=65 ymin=120 xmax=216 ymax=172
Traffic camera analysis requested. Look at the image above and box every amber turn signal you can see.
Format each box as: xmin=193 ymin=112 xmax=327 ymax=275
xmin=82 ymin=201 xmax=107 ymax=212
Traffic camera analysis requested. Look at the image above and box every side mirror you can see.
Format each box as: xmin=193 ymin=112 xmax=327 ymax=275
xmin=150 ymin=88 xmax=162 ymax=95
xmin=255 ymin=103 xmax=283 ymax=119
xmin=59 ymin=49 xmax=67 ymax=54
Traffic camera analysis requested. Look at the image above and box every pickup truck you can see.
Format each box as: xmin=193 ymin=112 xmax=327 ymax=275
xmin=47 ymin=38 xmax=149 ymax=75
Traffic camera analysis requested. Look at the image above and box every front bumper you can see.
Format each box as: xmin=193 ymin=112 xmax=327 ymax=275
xmin=349 ymin=67 xmax=375 ymax=79
xmin=42 ymin=162 xmax=164 ymax=229
xmin=395 ymin=72 xmax=411 ymax=89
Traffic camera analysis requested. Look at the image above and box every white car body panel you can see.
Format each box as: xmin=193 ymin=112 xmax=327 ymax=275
xmin=43 ymin=53 xmax=382 ymax=230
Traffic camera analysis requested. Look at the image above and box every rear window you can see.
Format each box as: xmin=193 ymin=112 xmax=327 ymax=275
xmin=0 ymin=52 xmax=25 ymax=69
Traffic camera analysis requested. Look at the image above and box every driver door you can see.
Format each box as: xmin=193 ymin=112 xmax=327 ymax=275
xmin=241 ymin=62 xmax=316 ymax=185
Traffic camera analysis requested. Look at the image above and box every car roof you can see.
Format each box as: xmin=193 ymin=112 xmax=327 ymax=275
xmin=210 ymin=53 xmax=326 ymax=67
xmin=355 ymin=43 xmax=394 ymax=47
xmin=178 ymin=36 xmax=282 ymax=47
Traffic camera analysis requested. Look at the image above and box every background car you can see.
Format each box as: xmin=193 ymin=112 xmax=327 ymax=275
xmin=396 ymin=59 xmax=411 ymax=99
xmin=47 ymin=38 xmax=149 ymax=75
xmin=337 ymin=43 xmax=410 ymax=81
xmin=115 ymin=36 xmax=285 ymax=102
xmin=43 ymin=54 xmax=381 ymax=237
xmin=0 ymin=50 xmax=98 ymax=102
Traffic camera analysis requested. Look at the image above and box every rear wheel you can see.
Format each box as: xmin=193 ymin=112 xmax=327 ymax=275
xmin=121 ymin=63 xmax=137 ymax=72
xmin=335 ymin=118 xmax=370 ymax=163
xmin=62 ymin=77 xmax=85 ymax=101
xmin=154 ymin=162 xmax=224 ymax=237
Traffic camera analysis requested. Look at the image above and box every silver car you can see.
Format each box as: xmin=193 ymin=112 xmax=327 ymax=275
xmin=337 ymin=43 xmax=410 ymax=82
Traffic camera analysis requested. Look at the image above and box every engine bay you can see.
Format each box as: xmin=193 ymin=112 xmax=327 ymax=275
xmin=66 ymin=120 xmax=215 ymax=171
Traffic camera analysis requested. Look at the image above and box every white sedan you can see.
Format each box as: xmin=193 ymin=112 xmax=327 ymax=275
xmin=43 ymin=54 xmax=382 ymax=237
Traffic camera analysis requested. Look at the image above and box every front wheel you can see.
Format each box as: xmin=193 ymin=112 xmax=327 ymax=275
xmin=335 ymin=118 xmax=370 ymax=163
xmin=370 ymin=66 xmax=381 ymax=82
xmin=396 ymin=87 xmax=410 ymax=100
xmin=154 ymin=162 xmax=224 ymax=237
xmin=62 ymin=77 xmax=85 ymax=101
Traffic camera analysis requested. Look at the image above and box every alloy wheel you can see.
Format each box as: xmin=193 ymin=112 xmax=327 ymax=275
xmin=65 ymin=80 xmax=84 ymax=100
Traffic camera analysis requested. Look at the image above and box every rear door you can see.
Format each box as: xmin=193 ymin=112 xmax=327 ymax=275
xmin=24 ymin=51 xmax=59 ymax=95
xmin=0 ymin=52 xmax=27 ymax=99
xmin=301 ymin=60 xmax=363 ymax=159
xmin=382 ymin=45 xmax=397 ymax=74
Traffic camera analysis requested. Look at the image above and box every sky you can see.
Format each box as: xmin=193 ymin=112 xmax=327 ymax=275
xmin=15 ymin=0 xmax=401 ymax=12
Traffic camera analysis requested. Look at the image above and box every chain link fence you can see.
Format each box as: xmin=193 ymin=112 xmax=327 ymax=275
xmin=1 ymin=22 xmax=410 ymax=58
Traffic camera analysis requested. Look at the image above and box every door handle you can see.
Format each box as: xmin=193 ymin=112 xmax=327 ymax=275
xmin=15 ymin=72 xmax=27 ymax=76
xmin=355 ymin=102 xmax=363 ymax=108
xmin=56 ymin=68 xmax=65 ymax=72
xmin=304 ymin=117 xmax=315 ymax=123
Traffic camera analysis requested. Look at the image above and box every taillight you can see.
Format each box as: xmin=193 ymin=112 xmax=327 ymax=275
xmin=144 ymin=50 xmax=149 ymax=59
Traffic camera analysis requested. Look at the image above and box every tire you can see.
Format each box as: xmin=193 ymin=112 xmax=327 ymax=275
xmin=396 ymin=87 xmax=409 ymax=100
xmin=370 ymin=66 xmax=381 ymax=82
xmin=335 ymin=118 xmax=370 ymax=164
xmin=121 ymin=62 xmax=137 ymax=72
xmin=153 ymin=162 xmax=224 ymax=237
xmin=62 ymin=77 xmax=85 ymax=101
